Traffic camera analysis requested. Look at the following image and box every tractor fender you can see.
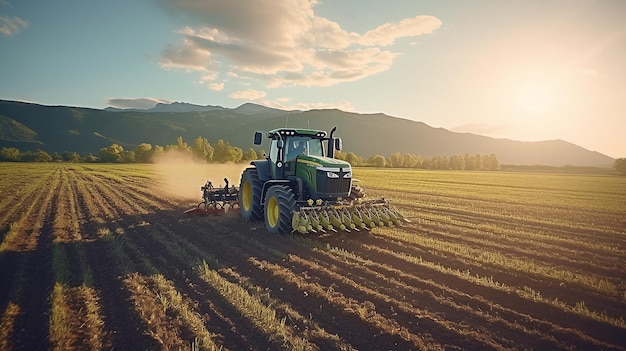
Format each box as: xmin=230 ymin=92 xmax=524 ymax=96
xmin=260 ymin=180 xmax=290 ymax=205
xmin=250 ymin=160 xmax=271 ymax=181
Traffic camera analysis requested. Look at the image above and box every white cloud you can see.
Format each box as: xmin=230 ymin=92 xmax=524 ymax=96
xmin=107 ymin=97 xmax=172 ymax=109
xmin=0 ymin=15 xmax=29 ymax=36
xmin=229 ymin=89 xmax=266 ymax=100
xmin=160 ymin=39 xmax=213 ymax=71
xmin=208 ymin=82 xmax=224 ymax=91
xmin=359 ymin=16 xmax=441 ymax=46
xmin=159 ymin=0 xmax=441 ymax=88
xmin=197 ymin=72 xmax=218 ymax=83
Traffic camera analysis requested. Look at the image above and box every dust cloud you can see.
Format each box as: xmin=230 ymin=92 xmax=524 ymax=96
xmin=151 ymin=151 xmax=248 ymax=203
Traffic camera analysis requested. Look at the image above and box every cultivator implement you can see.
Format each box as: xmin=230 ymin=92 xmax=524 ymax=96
xmin=184 ymin=178 xmax=239 ymax=215
xmin=291 ymin=198 xmax=407 ymax=234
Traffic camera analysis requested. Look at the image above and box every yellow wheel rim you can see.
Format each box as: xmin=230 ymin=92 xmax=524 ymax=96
xmin=242 ymin=182 xmax=252 ymax=211
xmin=267 ymin=196 xmax=279 ymax=227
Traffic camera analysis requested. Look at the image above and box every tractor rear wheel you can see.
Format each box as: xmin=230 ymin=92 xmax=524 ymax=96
xmin=264 ymin=185 xmax=296 ymax=234
xmin=239 ymin=168 xmax=263 ymax=221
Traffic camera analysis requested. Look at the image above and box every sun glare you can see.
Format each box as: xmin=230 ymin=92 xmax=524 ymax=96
xmin=517 ymin=84 xmax=553 ymax=113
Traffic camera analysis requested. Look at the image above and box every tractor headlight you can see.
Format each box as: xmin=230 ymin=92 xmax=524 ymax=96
xmin=326 ymin=171 xmax=339 ymax=178
xmin=343 ymin=171 xmax=352 ymax=178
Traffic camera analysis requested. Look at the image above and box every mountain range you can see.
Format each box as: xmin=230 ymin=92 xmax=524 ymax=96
xmin=0 ymin=99 xmax=614 ymax=167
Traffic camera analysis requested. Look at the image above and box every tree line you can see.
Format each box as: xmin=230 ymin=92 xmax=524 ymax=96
xmin=2 ymin=135 xmax=624 ymax=174
xmin=335 ymin=151 xmax=500 ymax=170
xmin=0 ymin=137 xmax=499 ymax=170
xmin=0 ymin=136 xmax=263 ymax=164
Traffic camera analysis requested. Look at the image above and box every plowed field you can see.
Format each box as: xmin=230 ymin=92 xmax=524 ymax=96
xmin=1 ymin=163 xmax=625 ymax=350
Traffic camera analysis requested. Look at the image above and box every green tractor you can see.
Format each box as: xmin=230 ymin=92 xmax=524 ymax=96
xmin=239 ymin=127 xmax=404 ymax=234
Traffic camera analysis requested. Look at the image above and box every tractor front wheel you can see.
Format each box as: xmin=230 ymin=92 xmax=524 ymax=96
xmin=239 ymin=168 xmax=263 ymax=221
xmin=264 ymin=185 xmax=296 ymax=234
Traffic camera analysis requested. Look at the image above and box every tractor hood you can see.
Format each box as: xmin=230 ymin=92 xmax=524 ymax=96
xmin=296 ymin=154 xmax=351 ymax=172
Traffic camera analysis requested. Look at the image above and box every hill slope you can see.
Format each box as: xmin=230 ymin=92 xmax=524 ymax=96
xmin=0 ymin=99 xmax=614 ymax=166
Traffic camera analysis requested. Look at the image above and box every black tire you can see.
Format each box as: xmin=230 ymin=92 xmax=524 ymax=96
xmin=264 ymin=185 xmax=296 ymax=235
xmin=239 ymin=168 xmax=263 ymax=221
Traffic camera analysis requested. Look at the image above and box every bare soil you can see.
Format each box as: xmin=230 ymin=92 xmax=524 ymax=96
xmin=0 ymin=164 xmax=624 ymax=350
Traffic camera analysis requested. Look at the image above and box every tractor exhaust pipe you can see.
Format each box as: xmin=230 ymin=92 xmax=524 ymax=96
xmin=327 ymin=126 xmax=337 ymax=158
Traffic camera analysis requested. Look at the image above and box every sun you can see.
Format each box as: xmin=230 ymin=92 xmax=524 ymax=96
xmin=517 ymin=84 xmax=552 ymax=113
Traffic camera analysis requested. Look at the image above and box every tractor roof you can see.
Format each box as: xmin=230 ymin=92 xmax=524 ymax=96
xmin=267 ymin=128 xmax=327 ymax=139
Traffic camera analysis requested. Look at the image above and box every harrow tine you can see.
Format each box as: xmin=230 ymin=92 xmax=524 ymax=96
xmin=341 ymin=208 xmax=357 ymax=231
xmin=318 ymin=209 xmax=336 ymax=232
xmin=329 ymin=208 xmax=347 ymax=232
xmin=301 ymin=211 xmax=314 ymax=233
xmin=350 ymin=207 xmax=368 ymax=230
xmin=359 ymin=207 xmax=376 ymax=228
xmin=306 ymin=209 xmax=324 ymax=233
xmin=292 ymin=211 xmax=311 ymax=234
xmin=366 ymin=207 xmax=384 ymax=227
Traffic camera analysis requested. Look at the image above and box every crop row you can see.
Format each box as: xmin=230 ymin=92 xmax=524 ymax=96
xmin=0 ymin=164 xmax=624 ymax=350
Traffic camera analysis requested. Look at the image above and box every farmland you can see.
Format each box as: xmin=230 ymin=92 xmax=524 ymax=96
xmin=0 ymin=163 xmax=625 ymax=350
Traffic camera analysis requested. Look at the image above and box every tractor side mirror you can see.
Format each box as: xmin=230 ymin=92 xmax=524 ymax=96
xmin=254 ymin=131 xmax=263 ymax=145
xmin=277 ymin=139 xmax=284 ymax=149
xmin=334 ymin=137 xmax=343 ymax=151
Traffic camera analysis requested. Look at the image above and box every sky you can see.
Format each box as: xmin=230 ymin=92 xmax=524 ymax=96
xmin=1 ymin=0 xmax=624 ymax=158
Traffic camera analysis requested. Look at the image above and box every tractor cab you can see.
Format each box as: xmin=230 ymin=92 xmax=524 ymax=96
xmin=255 ymin=128 xmax=343 ymax=180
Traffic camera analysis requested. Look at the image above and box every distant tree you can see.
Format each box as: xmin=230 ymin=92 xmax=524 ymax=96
xmin=191 ymin=137 xmax=214 ymax=161
xmin=0 ymin=147 xmax=20 ymax=161
xmin=402 ymin=153 xmax=420 ymax=168
xmin=483 ymin=154 xmax=499 ymax=171
xmin=344 ymin=152 xmax=363 ymax=166
xmin=83 ymin=153 xmax=98 ymax=163
xmin=334 ymin=150 xmax=346 ymax=161
xmin=176 ymin=136 xmax=190 ymax=152
xmin=430 ymin=156 xmax=446 ymax=169
xmin=51 ymin=152 xmax=63 ymax=162
xmin=449 ymin=155 xmax=465 ymax=170
xmin=367 ymin=155 xmax=386 ymax=168
xmin=20 ymin=149 xmax=52 ymax=162
xmin=615 ymin=158 xmax=626 ymax=175
xmin=133 ymin=143 xmax=154 ymax=163
xmin=99 ymin=144 xmax=124 ymax=163
xmin=231 ymin=146 xmax=243 ymax=163
xmin=212 ymin=139 xmax=242 ymax=163
xmin=242 ymin=148 xmax=258 ymax=162
xmin=463 ymin=153 xmax=478 ymax=170
xmin=120 ymin=150 xmax=135 ymax=163
xmin=389 ymin=152 xmax=403 ymax=168
xmin=165 ymin=137 xmax=191 ymax=154
xmin=61 ymin=151 xmax=80 ymax=163
xmin=152 ymin=145 xmax=164 ymax=160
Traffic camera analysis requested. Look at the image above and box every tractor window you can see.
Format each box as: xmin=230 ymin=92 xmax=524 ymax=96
xmin=269 ymin=139 xmax=279 ymax=164
xmin=306 ymin=139 xmax=323 ymax=157
xmin=286 ymin=137 xmax=323 ymax=160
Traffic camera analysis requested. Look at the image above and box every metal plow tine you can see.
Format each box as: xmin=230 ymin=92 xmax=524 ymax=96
xmin=329 ymin=208 xmax=348 ymax=232
xmin=357 ymin=206 xmax=376 ymax=228
xmin=350 ymin=207 xmax=369 ymax=230
xmin=292 ymin=211 xmax=312 ymax=234
xmin=374 ymin=206 xmax=392 ymax=226
xmin=305 ymin=209 xmax=324 ymax=233
xmin=317 ymin=209 xmax=336 ymax=232
xmin=341 ymin=208 xmax=357 ymax=231
xmin=366 ymin=207 xmax=384 ymax=227
xmin=301 ymin=211 xmax=314 ymax=233
xmin=292 ymin=211 xmax=302 ymax=233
